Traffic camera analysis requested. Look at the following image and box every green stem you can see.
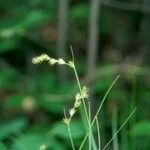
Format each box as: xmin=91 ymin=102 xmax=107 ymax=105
xmin=73 ymin=65 xmax=95 ymax=149
xmin=91 ymin=75 xmax=120 ymax=126
xmin=79 ymin=75 xmax=119 ymax=150
xmin=79 ymin=134 xmax=87 ymax=150
xmin=96 ymin=117 xmax=101 ymax=150
xmin=67 ymin=124 xmax=75 ymax=150
xmin=73 ymin=65 xmax=89 ymax=123
xmin=102 ymin=107 xmax=137 ymax=150
xmin=88 ymin=101 xmax=91 ymax=150
xmin=70 ymin=46 xmax=94 ymax=149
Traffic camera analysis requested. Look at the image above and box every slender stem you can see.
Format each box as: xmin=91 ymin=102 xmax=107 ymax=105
xmin=73 ymin=64 xmax=94 ymax=149
xmin=79 ymin=134 xmax=87 ymax=150
xmin=102 ymin=107 xmax=137 ymax=150
xmin=70 ymin=45 xmax=89 ymax=123
xmin=73 ymin=65 xmax=89 ymax=122
xmin=91 ymin=75 xmax=120 ymax=126
xmin=79 ymin=75 xmax=119 ymax=149
xmin=96 ymin=117 xmax=101 ymax=150
xmin=67 ymin=124 xmax=75 ymax=150
xmin=88 ymin=101 xmax=91 ymax=150
xmin=70 ymin=46 xmax=93 ymax=149
xmin=64 ymin=109 xmax=75 ymax=150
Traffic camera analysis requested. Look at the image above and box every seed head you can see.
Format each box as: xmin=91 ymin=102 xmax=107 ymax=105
xmin=32 ymin=54 xmax=50 ymax=64
xmin=69 ymin=108 xmax=76 ymax=117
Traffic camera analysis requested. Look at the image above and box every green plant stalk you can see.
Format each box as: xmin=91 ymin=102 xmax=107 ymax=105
xmin=63 ymin=109 xmax=75 ymax=150
xmin=73 ymin=64 xmax=96 ymax=150
xmin=92 ymin=75 xmax=120 ymax=126
xmin=79 ymin=75 xmax=119 ymax=149
xmin=72 ymin=65 xmax=89 ymax=123
xmin=70 ymin=46 xmax=89 ymax=124
xmin=88 ymin=101 xmax=91 ymax=150
xmin=67 ymin=124 xmax=75 ymax=150
xmin=96 ymin=117 xmax=101 ymax=150
xmin=70 ymin=46 xmax=95 ymax=149
xmin=102 ymin=107 xmax=137 ymax=150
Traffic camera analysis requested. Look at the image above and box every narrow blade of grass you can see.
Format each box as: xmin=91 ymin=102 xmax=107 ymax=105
xmin=88 ymin=101 xmax=92 ymax=150
xmin=67 ymin=124 xmax=75 ymax=150
xmin=96 ymin=117 xmax=101 ymax=150
xmin=102 ymin=107 xmax=137 ymax=150
xmin=64 ymin=110 xmax=75 ymax=150
xmin=79 ymin=75 xmax=119 ymax=149
xmin=91 ymin=75 xmax=120 ymax=126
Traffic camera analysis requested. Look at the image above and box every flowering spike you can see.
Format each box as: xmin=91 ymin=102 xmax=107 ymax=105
xmin=32 ymin=54 xmax=50 ymax=64
xmin=69 ymin=108 xmax=76 ymax=117
xmin=58 ymin=58 xmax=66 ymax=65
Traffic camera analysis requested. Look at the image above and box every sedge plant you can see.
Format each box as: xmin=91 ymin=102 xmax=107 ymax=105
xmin=32 ymin=48 xmax=137 ymax=150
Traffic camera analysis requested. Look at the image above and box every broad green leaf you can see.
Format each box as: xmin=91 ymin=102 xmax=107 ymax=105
xmin=50 ymin=120 xmax=86 ymax=139
xmin=0 ymin=67 xmax=18 ymax=88
xmin=36 ymin=73 xmax=56 ymax=93
xmin=57 ymin=82 xmax=76 ymax=95
xmin=12 ymin=134 xmax=49 ymax=150
xmin=19 ymin=10 xmax=51 ymax=29
xmin=3 ymin=94 xmax=27 ymax=110
xmin=0 ymin=38 xmax=19 ymax=53
xmin=12 ymin=133 xmax=65 ymax=150
xmin=0 ymin=142 xmax=6 ymax=150
xmin=3 ymin=94 xmax=37 ymax=112
xmin=38 ymin=95 xmax=68 ymax=114
xmin=37 ymin=78 xmax=75 ymax=113
xmin=0 ymin=11 xmax=52 ymax=46
xmin=0 ymin=118 xmax=28 ymax=139
xmin=130 ymin=121 xmax=150 ymax=137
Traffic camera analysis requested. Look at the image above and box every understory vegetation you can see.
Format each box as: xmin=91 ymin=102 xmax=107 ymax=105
xmin=0 ymin=0 xmax=150 ymax=149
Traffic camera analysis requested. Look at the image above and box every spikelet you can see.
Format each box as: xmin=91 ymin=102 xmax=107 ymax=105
xmin=32 ymin=54 xmax=67 ymax=66
xmin=32 ymin=54 xmax=50 ymax=64
xmin=63 ymin=86 xmax=89 ymax=125
xmin=32 ymin=53 xmax=89 ymax=125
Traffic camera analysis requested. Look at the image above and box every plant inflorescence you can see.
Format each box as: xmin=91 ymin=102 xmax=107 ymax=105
xmin=32 ymin=48 xmax=137 ymax=150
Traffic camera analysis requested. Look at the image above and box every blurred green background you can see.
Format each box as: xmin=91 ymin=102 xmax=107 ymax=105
xmin=0 ymin=0 xmax=150 ymax=149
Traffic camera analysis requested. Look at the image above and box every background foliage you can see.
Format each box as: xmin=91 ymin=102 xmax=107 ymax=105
xmin=0 ymin=0 xmax=150 ymax=149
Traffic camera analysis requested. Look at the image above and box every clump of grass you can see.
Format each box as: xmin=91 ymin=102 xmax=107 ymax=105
xmin=32 ymin=47 xmax=137 ymax=150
